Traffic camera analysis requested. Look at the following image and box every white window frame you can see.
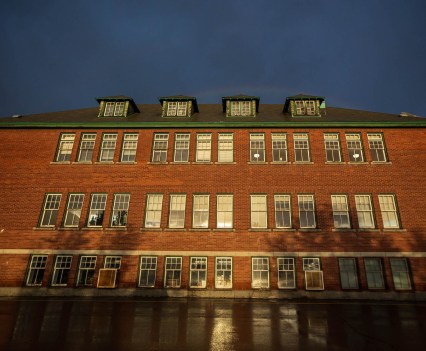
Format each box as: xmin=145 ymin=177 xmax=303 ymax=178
xmin=26 ymin=255 xmax=48 ymax=286
xmin=271 ymin=133 xmax=287 ymax=162
xmin=77 ymin=133 xmax=96 ymax=162
xmin=303 ymin=258 xmax=324 ymax=291
xmin=189 ymin=257 xmax=208 ymax=288
xmin=252 ymin=257 xmax=269 ymax=289
xmin=51 ymin=255 xmax=72 ymax=287
xmin=139 ymin=256 xmax=157 ymax=288
xmin=338 ymin=258 xmax=359 ymax=289
xmin=324 ymin=133 xmax=342 ymax=162
xmin=39 ymin=193 xmax=62 ymax=227
xmin=217 ymin=194 xmax=233 ymax=229
xmin=298 ymin=195 xmax=316 ymax=228
xmin=277 ymin=257 xmax=296 ymax=289
xmin=294 ymin=133 xmax=310 ymax=162
xmin=331 ymin=195 xmax=351 ymax=229
xmin=196 ymin=134 xmax=212 ymax=162
xmin=355 ymin=195 xmax=375 ymax=229
xmin=164 ymin=257 xmax=182 ymax=288
xmin=169 ymin=194 xmax=186 ymax=229
xmin=230 ymin=101 xmax=252 ymax=116
xmin=110 ymin=194 xmax=130 ymax=227
xmin=364 ymin=258 xmax=385 ymax=289
xmin=250 ymin=133 xmax=265 ymax=162
xmin=346 ymin=133 xmax=364 ymax=162
xmin=218 ymin=133 xmax=234 ymax=163
xmin=144 ymin=194 xmax=163 ymax=228
xmin=215 ymin=257 xmax=232 ymax=289
xmin=193 ymin=195 xmax=209 ymax=228
xmin=250 ymin=195 xmax=268 ymax=229
xmin=174 ymin=133 xmax=190 ymax=162
xmin=166 ymin=101 xmax=188 ymax=117
xmin=99 ymin=133 xmax=117 ymax=162
xmin=120 ymin=133 xmax=138 ymax=162
xmin=152 ymin=133 xmax=169 ymax=162
xmin=87 ymin=194 xmax=107 ymax=227
xmin=367 ymin=133 xmax=387 ymax=162
xmin=104 ymin=256 xmax=122 ymax=269
xmin=76 ymin=256 xmax=97 ymax=287
xmin=378 ymin=195 xmax=400 ymax=229
xmin=113 ymin=102 xmax=125 ymax=116
xmin=274 ymin=194 xmax=292 ymax=228
xmin=104 ymin=102 xmax=115 ymax=116
xmin=390 ymin=258 xmax=411 ymax=290
xmin=63 ymin=193 xmax=85 ymax=228
xmin=55 ymin=133 xmax=75 ymax=162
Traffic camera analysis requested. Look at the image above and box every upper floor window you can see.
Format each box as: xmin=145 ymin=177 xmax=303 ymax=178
xmin=39 ymin=193 xmax=62 ymax=227
xmin=77 ymin=133 xmax=96 ymax=162
xmin=87 ymin=194 xmax=107 ymax=227
xmin=55 ymin=133 xmax=75 ymax=162
xmin=298 ymin=194 xmax=316 ymax=228
xmin=331 ymin=195 xmax=350 ymax=228
xmin=145 ymin=194 xmax=163 ymax=228
xmin=272 ymin=133 xmax=287 ymax=162
xmin=346 ymin=133 xmax=364 ymax=162
xmin=120 ymin=133 xmax=138 ymax=162
xmin=367 ymin=134 xmax=387 ymax=162
xmin=169 ymin=194 xmax=186 ymax=228
xmin=110 ymin=194 xmax=130 ymax=227
xmin=152 ymin=133 xmax=169 ymax=163
xmin=63 ymin=194 xmax=84 ymax=227
xmin=274 ymin=195 xmax=291 ymax=228
xmin=217 ymin=194 xmax=233 ymax=229
xmin=196 ymin=134 xmax=212 ymax=162
xmin=250 ymin=195 xmax=267 ymax=229
xmin=294 ymin=133 xmax=310 ymax=162
xmin=99 ymin=133 xmax=117 ymax=162
xmin=174 ymin=133 xmax=190 ymax=162
xmin=324 ymin=133 xmax=342 ymax=162
xmin=250 ymin=133 xmax=265 ymax=162
xmin=193 ymin=195 xmax=209 ymax=228
xmin=378 ymin=195 xmax=400 ymax=228
xmin=355 ymin=195 xmax=375 ymax=228
xmin=218 ymin=133 xmax=233 ymax=163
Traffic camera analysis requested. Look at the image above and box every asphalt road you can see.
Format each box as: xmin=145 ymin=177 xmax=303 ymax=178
xmin=0 ymin=298 xmax=425 ymax=350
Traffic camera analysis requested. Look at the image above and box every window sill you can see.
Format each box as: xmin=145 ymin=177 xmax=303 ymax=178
xmin=214 ymin=162 xmax=236 ymax=165
xmin=298 ymin=228 xmax=321 ymax=232
xmin=191 ymin=162 xmax=213 ymax=165
xmin=170 ymin=162 xmax=190 ymax=165
xmin=294 ymin=161 xmax=313 ymax=164
xmin=332 ymin=228 xmax=356 ymax=232
xmin=347 ymin=162 xmax=368 ymax=165
xmin=164 ymin=228 xmax=187 ymax=231
xmin=247 ymin=162 xmax=267 ymax=165
xmin=371 ymin=161 xmax=392 ymax=165
xmin=383 ymin=228 xmax=406 ymax=232
xmin=273 ymin=228 xmax=296 ymax=232
xmin=72 ymin=161 xmax=92 ymax=164
xmin=325 ymin=162 xmax=345 ymax=165
xmin=50 ymin=161 xmax=70 ymax=165
xmin=248 ymin=228 xmax=271 ymax=232
xmin=357 ymin=229 xmax=380 ymax=232
xmin=189 ymin=228 xmax=211 ymax=231
xmin=94 ymin=161 xmax=114 ymax=165
xmin=82 ymin=227 xmax=103 ymax=231
xmin=33 ymin=227 xmax=56 ymax=231
xmin=140 ymin=228 xmax=162 ymax=231
xmin=147 ymin=162 xmax=169 ymax=165
xmin=212 ymin=228 xmax=235 ymax=232
xmin=269 ymin=161 xmax=290 ymax=164
xmin=117 ymin=161 xmax=137 ymax=165
xmin=58 ymin=227 xmax=80 ymax=231
xmin=105 ymin=227 xmax=127 ymax=231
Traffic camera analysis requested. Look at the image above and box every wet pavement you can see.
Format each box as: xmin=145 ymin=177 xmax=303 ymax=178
xmin=0 ymin=298 xmax=425 ymax=351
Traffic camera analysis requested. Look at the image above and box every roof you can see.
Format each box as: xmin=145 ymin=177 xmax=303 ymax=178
xmin=0 ymin=104 xmax=425 ymax=129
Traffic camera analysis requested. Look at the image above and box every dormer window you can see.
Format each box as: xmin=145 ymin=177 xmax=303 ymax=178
xmin=96 ymin=96 xmax=140 ymax=118
xmin=283 ymin=94 xmax=325 ymax=117
xmin=159 ymin=96 xmax=198 ymax=118
xmin=104 ymin=102 xmax=126 ymax=117
xmin=231 ymin=101 xmax=251 ymax=116
xmin=295 ymin=100 xmax=316 ymax=116
xmin=167 ymin=102 xmax=188 ymax=117
xmin=222 ymin=95 xmax=259 ymax=117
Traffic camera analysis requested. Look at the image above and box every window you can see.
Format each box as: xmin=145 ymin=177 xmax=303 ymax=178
xmin=189 ymin=257 xmax=207 ymax=288
xmin=274 ymin=195 xmax=291 ymax=228
xmin=277 ymin=258 xmax=296 ymax=289
xmin=355 ymin=195 xmax=375 ymax=229
xmin=25 ymin=255 xmax=48 ymax=286
xmin=346 ymin=133 xmax=364 ymax=162
xmin=51 ymin=255 xmax=72 ymax=286
xmin=152 ymin=133 xmax=169 ymax=162
xmin=364 ymin=258 xmax=385 ymax=289
xmin=272 ymin=133 xmax=287 ymax=162
xmin=215 ymin=257 xmax=232 ymax=289
xmin=104 ymin=102 xmax=115 ymax=116
xmin=104 ymin=256 xmax=122 ymax=269
xmin=99 ymin=133 xmax=117 ymax=162
xmin=250 ymin=133 xmax=265 ymax=162
xmin=76 ymin=256 xmax=97 ymax=287
xmin=331 ymin=195 xmax=350 ymax=229
xmin=120 ymin=133 xmax=138 ymax=162
xmin=169 ymin=194 xmax=186 ymax=228
xmin=303 ymin=258 xmax=324 ymax=290
xmin=390 ymin=258 xmax=411 ymax=290
xmin=139 ymin=256 xmax=157 ymax=288
xmin=114 ymin=102 xmax=125 ymax=116
xmin=230 ymin=101 xmax=252 ymax=116
xmin=252 ymin=257 xmax=269 ymax=288
xmin=294 ymin=133 xmax=310 ymax=162
xmin=324 ymin=133 xmax=342 ymax=162
xmin=294 ymin=100 xmax=317 ymax=116
xmin=104 ymin=102 xmax=126 ymax=117
xmin=378 ymin=195 xmax=400 ymax=228
xmin=111 ymin=194 xmax=130 ymax=227
xmin=298 ymin=195 xmax=316 ymax=228
xmin=174 ymin=133 xmax=190 ymax=162
xmin=77 ymin=133 xmax=96 ymax=162
xmin=144 ymin=194 xmax=163 ymax=228
xmin=338 ymin=258 xmax=359 ymax=289
xmin=218 ymin=133 xmax=234 ymax=163
xmin=167 ymin=101 xmax=188 ymax=117
xmin=193 ymin=195 xmax=209 ymax=228
xmin=217 ymin=195 xmax=233 ymax=228
xmin=55 ymin=133 xmax=75 ymax=162
xmin=39 ymin=193 xmax=62 ymax=227
xmin=87 ymin=194 xmax=107 ymax=227
xmin=196 ymin=134 xmax=212 ymax=162
xmin=63 ymin=194 xmax=84 ymax=227
xmin=367 ymin=134 xmax=387 ymax=162
xmin=251 ymin=195 xmax=267 ymax=228
xmin=164 ymin=257 xmax=182 ymax=288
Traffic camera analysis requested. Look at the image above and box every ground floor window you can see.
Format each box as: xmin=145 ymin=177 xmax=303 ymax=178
xmin=77 ymin=256 xmax=97 ymax=287
xmin=26 ymin=255 xmax=48 ymax=286
xmin=303 ymin=258 xmax=324 ymax=290
xmin=277 ymin=257 xmax=296 ymax=289
xmin=365 ymin=258 xmax=385 ymax=289
xmin=139 ymin=256 xmax=157 ymax=288
xmin=215 ymin=257 xmax=232 ymax=289
xmin=390 ymin=258 xmax=411 ymax=290
xmin=339 ymin=258 xmax=359 ymax=289
xmin=252 ymin=257 xmax=269 ymax=289
xmin=51 ymin=255 xmax=72 ymax=286
xmin=164 ymin=257 xmax=182 ymax=288
xmin=104 ymin=256 xmax=122 ymax=269
xmin=190 ymin=257 xmax=207 ymax=288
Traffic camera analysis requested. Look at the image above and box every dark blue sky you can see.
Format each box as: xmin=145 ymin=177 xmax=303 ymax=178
xmin=1 ymin=0 xmax=425 ymax=117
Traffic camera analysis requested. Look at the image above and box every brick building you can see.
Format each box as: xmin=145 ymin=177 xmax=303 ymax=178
xmin=0 ymin=94 xmax=425 ymax=299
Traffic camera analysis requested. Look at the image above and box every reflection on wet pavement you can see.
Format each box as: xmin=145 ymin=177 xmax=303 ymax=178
xmin=0 ymin=298 xmax=425 ymax=350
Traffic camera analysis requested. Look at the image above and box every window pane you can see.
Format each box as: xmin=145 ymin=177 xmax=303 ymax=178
xmin=164 ymin=257 xmax=182 ymax=288
xmin=331 ymin=195 xmax=350 ymax=228
xmin=99 ymin=134 xmax=117 ymax=162
xmin=251 ymin=195 xmax=267 ymax=228
xmin=77 ymin=133 xmax=96 ymax=162
xmin=139 ymin=257 xmax=157 ymax=287
xmin=298 ymin=195 xmax=316 ymax=228
xmin=121 ymin=134 xmax=138 ymax=162
xmin=275 ymin=195 xmax=291 ymax=228
xmin=365 ymin=258 xmax=384 ymax=289
xmin=252 ymin=258 xmax=269 ymax=288
xmin=346 ymin=134 xmax=364 ymax=162
xmin=272 ymin=133 xmax=287 ymax=162
xmin=145 ymin=194 xmax=163 ymax=228
xmin=390 ymin=258 xmax=411 ymax=290
xmin=55 ymin=133 xmax=75 ymax=162
xmin=152 ymin=133 xmax=169 ymax=162
xmin=294 ymin=134 xmax=310 ymax=162
xmin=250 ymin=133 xmax=265 ymax=162
xmin=174 ymin=134 xmax=190 ymax=162
xmin=193 ymin=195 xmax=209 ymax=228
xmin=64 ymin=194 xmax=84 ymax=227
xmin=40 ymin=194 xmax=62 ymax=227
xmin=87 ymin=194 xmax=107 ymax=227
xmin=378 ymin=195 xmax=399 ymax=228
xmin=111 ymin=194 xmax=130 ymax=227
xmin=218 ymin=134 xmax=233 ymax=162
xmin=339 ymin=258 xmax=359 ymax=289
xmin=196 ymin=134 xmax=212 ymax=162
xmin=355 ymin=195 xmax=374 ymax=228
xmin=368 ymin=134 xmax=387 ymax=162
xmin=169 ymin=195 xmax=186 ymax=228
xmin=217 ymin=195 xmax=233 ymax=228
xmin=215 ymin=257 xmax=232 ymax=288
xmin=278 ymin=258 xmax=295 ymax=289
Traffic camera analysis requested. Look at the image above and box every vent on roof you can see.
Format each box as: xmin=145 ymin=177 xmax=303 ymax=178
xmin=11 ymin=114 xmax=22 ymax=118
xmin=399 ymin=112 xmax=418 ymax=118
